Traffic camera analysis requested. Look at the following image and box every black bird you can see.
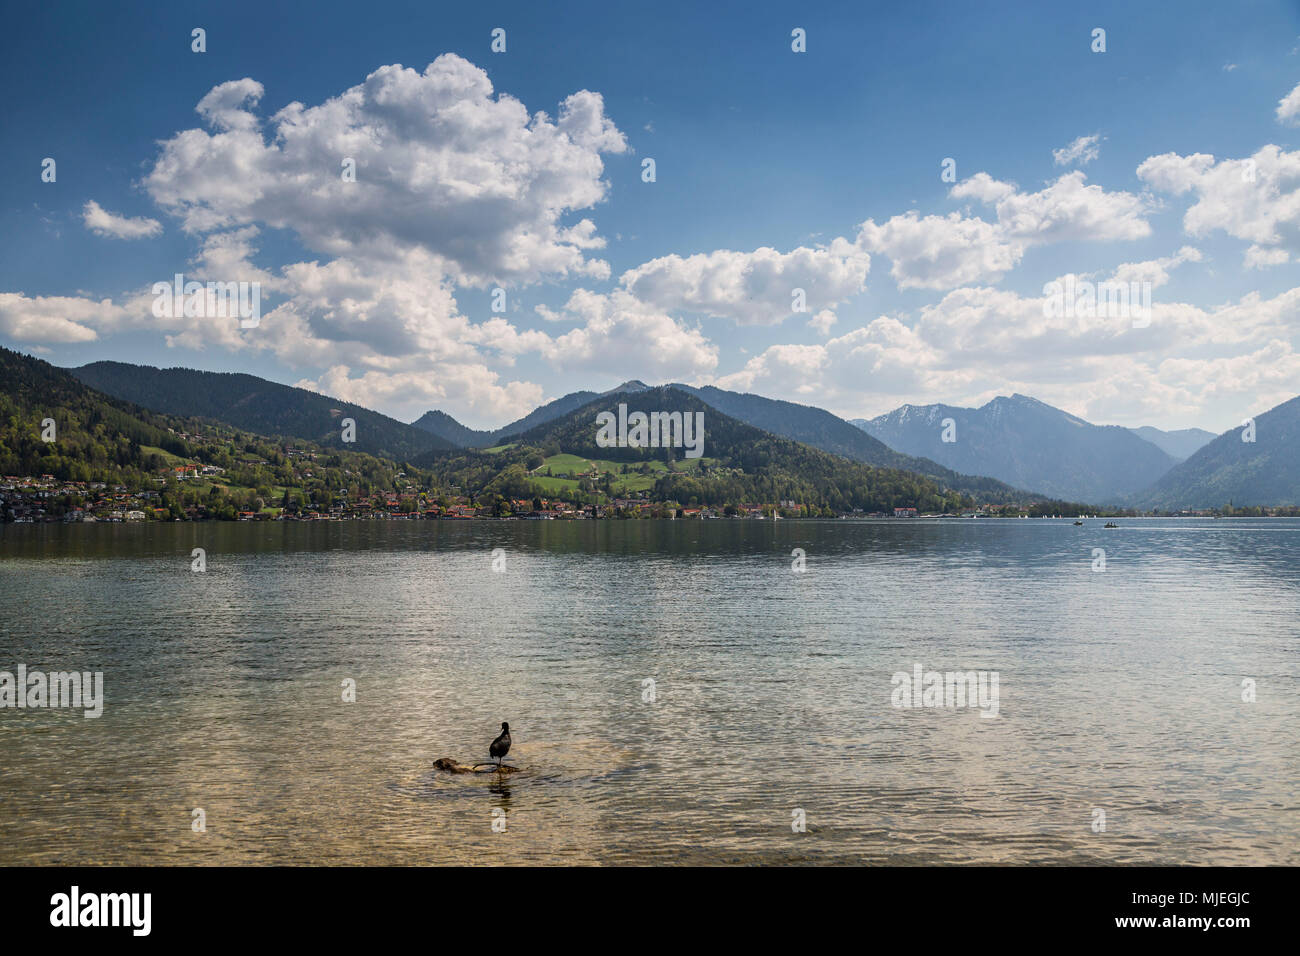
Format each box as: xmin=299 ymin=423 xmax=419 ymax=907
xmin=489 ymin=722 xmax=511 ymax=768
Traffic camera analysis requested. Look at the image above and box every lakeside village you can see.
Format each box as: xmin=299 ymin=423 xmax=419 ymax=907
xmin=4 ymin=472 xmax=1292 ymax=523
xmin=5 ymin=424 xmax=1296 ymax=524
xmin=0 ymin=471 xmax=969 ymax=522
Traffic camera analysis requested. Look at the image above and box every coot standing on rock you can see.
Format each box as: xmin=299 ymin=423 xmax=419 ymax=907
xmin=490 ymin=722 xmax=511 ymax=768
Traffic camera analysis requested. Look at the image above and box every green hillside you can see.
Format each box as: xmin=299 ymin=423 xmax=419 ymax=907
xmin=0 ymin=347 xmax=433 ymax=519
xmin=73 ymin=361 xmax=451 ymax=461
xmin=1136 ymin=395 xmax=1300 ymax=508
xmin=1 ymin=347 xmax=186 ymax=485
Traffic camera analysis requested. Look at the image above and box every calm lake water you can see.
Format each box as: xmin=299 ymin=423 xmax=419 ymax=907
xmin=1 ymin=518 xmax=1296 ymax=865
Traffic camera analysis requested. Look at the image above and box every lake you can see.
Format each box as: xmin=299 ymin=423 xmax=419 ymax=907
xmin=1 ymin=518 xmax=1296 ymax=865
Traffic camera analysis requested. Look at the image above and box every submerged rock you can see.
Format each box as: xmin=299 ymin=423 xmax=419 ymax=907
xmin=433 ymin=756 xmax=520 ymax=774
xmin=433 ymin=757 xmax=474 ymax=773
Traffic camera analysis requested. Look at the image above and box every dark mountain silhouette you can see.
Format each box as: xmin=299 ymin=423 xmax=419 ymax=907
xmin=409 ymin=409 xmax=494 ymax=448
xmin=409 ymin=380 xmax=654 ymax=448
xmin=412 ymin=389 xmax=600 ymax=447
xmin=72 ymin=361 xmax=450 ymax=461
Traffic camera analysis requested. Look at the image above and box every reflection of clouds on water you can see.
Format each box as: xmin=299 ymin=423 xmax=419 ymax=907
xmin=1 ymin=519 xmax=1297 ymax=864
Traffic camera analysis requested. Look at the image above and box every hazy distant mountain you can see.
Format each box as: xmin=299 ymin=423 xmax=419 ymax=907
xmin=1127 ymin=425 xmax=1216 ymax=461
xmin=666 ymin=383 xmax=1035 ymax=503
xmin=857 ymin=394 xmax=1178 ymax=503
xmin=73 ymin=361 xmax=451 ymax=461
xmin=1135 ymin=395 xmax=1300 ymax=508
xmin=856 ymin=415 xmax=1216 ymax=465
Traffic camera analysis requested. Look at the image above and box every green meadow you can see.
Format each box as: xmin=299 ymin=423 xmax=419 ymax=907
xmin=528 ymin=453 xmax=719 ymax=496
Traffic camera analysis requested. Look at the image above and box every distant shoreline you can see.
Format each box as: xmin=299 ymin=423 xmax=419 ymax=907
xmin=6 ymin=512 xmax=1297 ymax=525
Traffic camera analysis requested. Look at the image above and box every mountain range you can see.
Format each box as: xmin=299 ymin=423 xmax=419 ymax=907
xmin=46 ymin=357 xmax=1300 ymax=510
xmin=414 ymin=386 xmax=1022 ymax=514
xmin=854 ymin=394 xmax=1185 ymax=503
xmin=414 ymin=379 xmax=1037 ymax=503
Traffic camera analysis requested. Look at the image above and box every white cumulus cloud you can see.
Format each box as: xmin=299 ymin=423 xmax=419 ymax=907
xmin=145 ymin=55 xmax=627 ymax=287
xmin=859 ymin=171 xmax=1149 ymax=291
xmin=1138 ymin=145 xmax=1300 ymax=253
xmin=1276 ymin=80 xmax=1300 ymax=125
xmin=82 ymin=201 xmax=162 ymax=240
xmin=617 ymin=241 xmax=870 ymax=326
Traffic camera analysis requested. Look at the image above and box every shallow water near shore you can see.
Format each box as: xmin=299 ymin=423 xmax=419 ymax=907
xmin=1 ymin=518 xmax=1297 ymax=865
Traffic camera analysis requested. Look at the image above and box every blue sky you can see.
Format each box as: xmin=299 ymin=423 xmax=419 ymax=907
xmin=3 ymin=0 xmax=1300 ymax=430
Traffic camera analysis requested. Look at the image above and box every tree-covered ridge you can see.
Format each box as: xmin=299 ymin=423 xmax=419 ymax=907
xmin=2 ymin=346 xmax=182 ymax=485
xmin=1 ymin=346 xmax=434 ymax=519
xmin=72 ymin=360 xmax=452 ymax=461
xmin=1135 ymin=394 xmax=1300 ymax=508
xmin=409 ymin=408 xmax=495 ymax=448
